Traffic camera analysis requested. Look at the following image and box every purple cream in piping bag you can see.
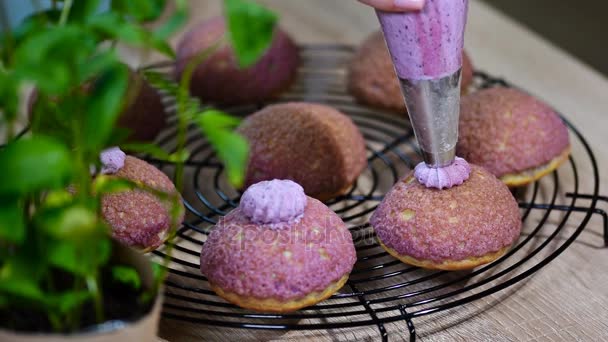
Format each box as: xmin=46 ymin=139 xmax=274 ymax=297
xmin=377 ymin=0 xmax=467 ymax=80
xmin=377 ymin=0 xmax=470 ymax=188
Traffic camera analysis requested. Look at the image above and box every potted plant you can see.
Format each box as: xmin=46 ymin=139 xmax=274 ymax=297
xmin=0 ymin=0 xmax=276 ymax=340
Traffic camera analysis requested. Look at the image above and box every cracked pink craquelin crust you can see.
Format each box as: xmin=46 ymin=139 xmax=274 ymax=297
xmin=175 ymin=17 xmax=299 ymax=105
xmin=200 ymin=197 xmax=356 ymax=301
xmin=370 ymin=164 xmax=521 ymax=263
xmin=457 ymin=87 xmax=570 ymax=177
xmin=101 ymin=156 xmax=184 ymax=250
xmin=414 ymin=157 xmax=471 ymax=190
xmin=240 ymin=179 xmax=307 ymax=225
xmin=237 ymin=102 xmax=367 ymax=201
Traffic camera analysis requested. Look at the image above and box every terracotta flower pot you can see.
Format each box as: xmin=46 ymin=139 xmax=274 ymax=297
xmin=0 ymin=243 xmax=163 ymax=342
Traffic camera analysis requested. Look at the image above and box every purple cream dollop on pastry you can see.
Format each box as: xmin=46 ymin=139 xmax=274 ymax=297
xmin=240 ymin=179 xmax=307 ymax=226
xmin=414 ymin=157 xmax=471 ymax=190
xmin=100 ymin=147 xmax=126 ymax=175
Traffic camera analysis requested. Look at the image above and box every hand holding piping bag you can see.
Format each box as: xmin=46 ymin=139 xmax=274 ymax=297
xmin=361 ymin=0 xmax=471 ymax=189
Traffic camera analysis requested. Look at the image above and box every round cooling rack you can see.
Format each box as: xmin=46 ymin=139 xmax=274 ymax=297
xmin=141 ymin=45 xmax=608 ymax=342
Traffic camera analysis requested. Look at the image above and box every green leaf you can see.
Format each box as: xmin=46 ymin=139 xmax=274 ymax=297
xmin=197 ymin=109 xmax=241 ymax=129
xmin=87 ymin=13 xmax=175 ymax=57
xmin=111 ymin=265 xmax=141 ymax=290
xmin=168 ymin=150 xmax=190 ymax=163
xmin=106 ymin=127 xmax=132 ymax=146
xmin=0 ymin=197 xmax=25 ymax=244
xmin=45 ymin=291 xmax=91 ymax=315
xmin=47 ymin=242 xmax=89 ymax=276
xmin=24 ymin=9 xmax=63 ymax=23
xmin=141 ymin=262 xmax=164 ymax=303
xmin=1 ymin=9 xmax=60 ymax=68
xmin=121 ymin=142 xmax=172 ymax=160
xmin=142 ymin=70 xmax=179 ymax=94
xmin=212 ymin=131 xmax=248 ymax=187
xmin=14 ymin=26 xmax=96 ymax=94
xmin=70 ymin=0 xmax=102 ymax=23
xmin=111 ymin=0 xmax=167 ymax=22
xmin=0 ymin=239 xmax=47 ymax=302
xmin=143 ymin=69 xmax=201 ymax=124
xmin=196 ymin=110 xmax=249 ymax=187
xmin=35 ymin=205 xmax=98 ymax=240
xmin=151 ymin=262 xmax=165 ymax=284
xmin=153 ymin=0 xmax=188 ymax=40
xmin=77 ymin=50 xmax=120 ymax=84
xmin=92 ymin=176 xmax=136 ymax=195
xmin=0 ymin=277 xmax=44 ymax=302
xmin=0 ymin=70 xmax=19 ymax=122
xmin=48 ymin=237 xmax=111 ymax=276
xmin=95 ymin=176 xmax=172 ymax=203
xmin=29 ymin=91 xmax=75 ymax=143
xmin=88 ymin=13 xmax=142 ymax=42
xmin=83 ymin=63 xmax=129 ymax=151
xmin=5 ymin=9 xmax=61 ymax=48
xmin=223 ymin=0 xmax=278 ymax=68
xmin=120 ymin=142 xmax=190 ymax=163
xmin=0 ymin=137 xmax=72 ymax=196
xmin=150 ymin=39 xmax=175 ymax=58
xmin=44 ymin=189 xmax=74 ymax=208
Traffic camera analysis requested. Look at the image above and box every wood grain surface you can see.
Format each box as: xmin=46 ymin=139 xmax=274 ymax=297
xmin=118 ymin=1 xmax=608 ymax=341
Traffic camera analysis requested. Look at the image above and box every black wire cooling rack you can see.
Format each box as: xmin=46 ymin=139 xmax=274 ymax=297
xmin=143 ymin=45 xmax=608 ymax=341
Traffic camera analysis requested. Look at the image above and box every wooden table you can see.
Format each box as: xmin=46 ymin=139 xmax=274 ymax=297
xmin=130 ymin=0 xmax=608 ymax=340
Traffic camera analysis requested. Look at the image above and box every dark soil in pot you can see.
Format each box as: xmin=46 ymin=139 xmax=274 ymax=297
xmin=0 ymin=265 xmax=155 ymax=334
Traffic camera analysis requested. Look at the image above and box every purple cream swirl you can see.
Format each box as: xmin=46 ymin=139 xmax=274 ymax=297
xmin=100 ymin=147 xmax=126 ymax=175
xmin=414 ymin=157 xmax=471 ymax=189
xmin=240 ymin=179 xmax=307 ymax=225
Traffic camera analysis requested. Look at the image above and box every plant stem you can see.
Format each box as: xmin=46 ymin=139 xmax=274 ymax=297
xmin=0 ymin=59 xmax=12 ymax=142
xmin=44 ymin=275 xmax=63 ymax=331
xmin=174 ymin=37 xmax=225 ymax=191
xmin=0 ymin=1 xmax=13 ymax=66
xmin=59 ymin=0 xmax=73 ymax=26
xmin=6 ymin=120 xmax=15 ymax=143
xmin=0 ymin=1 xmax=10 ymax=37
xmin=72 ymin=124 xmax=87 ymax=200
xmin=173 ymin=125 xmax=186 ymax=193
xmin=86 ymin=274 xmax=104 ymax=323
xmin=149 ymin=39 xmax=225 ymax=294
xmin=152 ymin=196 xmax=181 ymax=293
xmin=48 ymin=313 xmax=62 ymax=332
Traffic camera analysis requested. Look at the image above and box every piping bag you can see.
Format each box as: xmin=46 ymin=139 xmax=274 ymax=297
xmin=376 ymin=0 xmax=470 ymax=188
